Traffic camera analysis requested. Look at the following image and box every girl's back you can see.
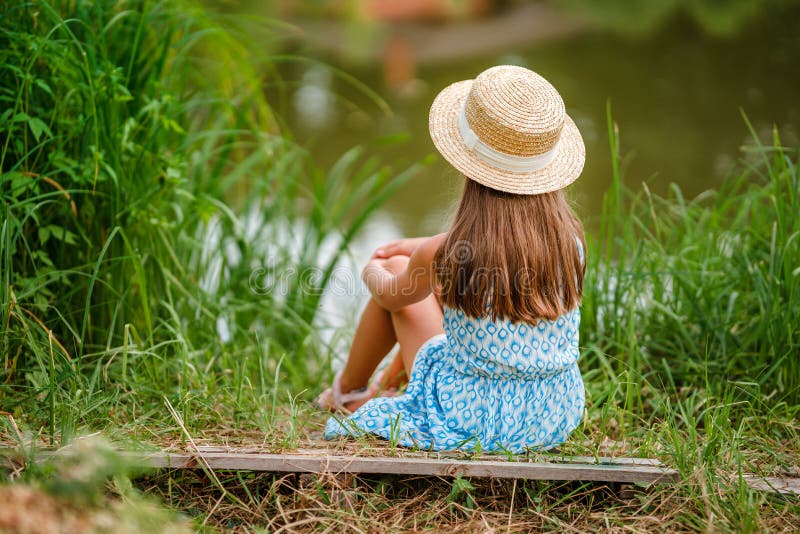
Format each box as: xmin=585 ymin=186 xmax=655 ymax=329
xmin=429 ymin=304 xmax=584 ymax=451
xmin=444 ymin=305 xmax=580 ymax=381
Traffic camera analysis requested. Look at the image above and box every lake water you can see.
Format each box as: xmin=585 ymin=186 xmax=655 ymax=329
xmin=244 ymin=4 xmax=800 ymax=349
xmin=268 ymin=8 xmax=799 ymax=240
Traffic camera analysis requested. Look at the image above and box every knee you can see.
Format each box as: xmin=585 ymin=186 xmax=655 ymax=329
xmin=391 ymin=291 xmax=440 ymax=323
xmin=381 ymin=254 xmax=409 ymax=275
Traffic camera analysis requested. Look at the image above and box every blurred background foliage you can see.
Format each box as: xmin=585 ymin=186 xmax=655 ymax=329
xmin=552 ymin=0 xmax=795 ymax=37
xmin=223 ymin=0 xmax=799 ymax=239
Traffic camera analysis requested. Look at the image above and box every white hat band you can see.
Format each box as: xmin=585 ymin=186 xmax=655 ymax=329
xmin=457 ymin=103 xmax=559 ymax=173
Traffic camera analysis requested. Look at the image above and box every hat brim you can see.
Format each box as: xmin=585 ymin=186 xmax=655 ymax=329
xmin=428 ymin=80 xmax=585 ymax=195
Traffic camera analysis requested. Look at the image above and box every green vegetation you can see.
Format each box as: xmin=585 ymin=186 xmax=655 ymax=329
xmin=583 ymin=106 xmax=800 ymax=407
xmin=563 ymin=109 xmax=800 ymax=530
xmin=553 ymin=0 xmax=797 ymax=36
xmin=1 ymin=0 xmax=417 ymax=446
xmin=1 ymin=1 xmax=799 ymax=532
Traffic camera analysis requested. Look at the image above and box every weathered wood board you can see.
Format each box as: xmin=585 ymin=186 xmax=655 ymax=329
xmin=125 ymin=450 xmax=679 ymax=484
xmin=740 ymin=475 xmax=800 ymax=496
xmin=6 ymin=447 xmax=800 ymax=494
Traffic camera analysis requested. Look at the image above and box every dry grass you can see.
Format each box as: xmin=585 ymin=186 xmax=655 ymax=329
xmin=121 ymin=410 xmax=800 ymax=533
xmin=0 ymin=484 xmax=191 ymax=534
xmin=136 ymin=467 xmax=800 ymax=533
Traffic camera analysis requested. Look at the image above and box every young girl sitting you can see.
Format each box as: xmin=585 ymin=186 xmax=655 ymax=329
xmin=317 ymin=65 xmax=587 ymax=453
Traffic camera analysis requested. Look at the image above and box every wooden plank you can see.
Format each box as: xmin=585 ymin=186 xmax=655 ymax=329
xmin=1 ymin=447 xmax=678 ymax=484
xmin=11 ymin=447 xmax=800 ymax=493
xmin=742 ymin=475 xmax=800 ymax=496
xmin=194 ymin=446 xmax=666 ymax=467
xmin=126 ymin=451 xmax=679 ymax=484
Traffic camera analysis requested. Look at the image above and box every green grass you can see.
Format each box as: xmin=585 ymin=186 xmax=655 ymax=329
xmin=0 ymin=0 xmax=420 ymax=446
xmin=561 ymin=106 xmax=800 ymax=531
xmin=582 ymin=104 xmax=800 ymax=409
xmin=1 ymin=1 xmax=799 ymax=532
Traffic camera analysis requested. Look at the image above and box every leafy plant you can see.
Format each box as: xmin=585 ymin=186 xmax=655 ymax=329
xmin=0 ymin=0 xmax=419 ymax=443
xmin=447 ymin=475 xmax=476 ymax=510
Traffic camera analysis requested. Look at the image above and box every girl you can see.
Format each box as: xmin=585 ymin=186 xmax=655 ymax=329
xmin=317 ymin=65 xmax=587 ymax=453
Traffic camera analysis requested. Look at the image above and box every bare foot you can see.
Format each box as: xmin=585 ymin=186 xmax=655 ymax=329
xmin=340 ymin=370 xmax=406 ymax=412
xmin=316 ymin=368 xmax=408 ymax=415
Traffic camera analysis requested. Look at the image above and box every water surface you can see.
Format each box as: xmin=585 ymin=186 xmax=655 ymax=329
xmin=271 ymin=13 xmax=799 ymax=238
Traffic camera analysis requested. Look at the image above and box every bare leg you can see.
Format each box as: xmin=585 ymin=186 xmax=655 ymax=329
xmin=339 ymin=254 xmax=413 ymax=395
xmin=334 ymin=255 xmax=443 ymax=411
xmin=379 ymin=351 xmax=407 ymax=389
xmin=338 ymin=297 xmax=396 ymax=394
xmin=391 ymin=292 xmax=444 ymax=376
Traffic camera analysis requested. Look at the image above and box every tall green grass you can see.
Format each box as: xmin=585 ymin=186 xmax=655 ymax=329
xmin=581 ymin=104 xmax=800 ymax=415
xmin=558 ymin=108 xmax=800 ymax=532
xmin=0 ymin=0 xmax=419 ymax=444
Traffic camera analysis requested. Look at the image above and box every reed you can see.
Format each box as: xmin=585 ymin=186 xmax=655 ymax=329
xmin=0 ymin=0 xmax=419 ymax=443
xmin=581 ymin=105 xmax=800 ymax=411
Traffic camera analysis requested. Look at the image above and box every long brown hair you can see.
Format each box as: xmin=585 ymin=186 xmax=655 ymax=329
xmin=434 ymin=178 xmax=586 ymax=323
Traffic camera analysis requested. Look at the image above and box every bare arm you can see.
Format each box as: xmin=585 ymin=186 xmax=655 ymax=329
xmin=361 ymin=233 xmax=446 ymax=312
xmin=370 ymin=237 xmax=430 ymax=259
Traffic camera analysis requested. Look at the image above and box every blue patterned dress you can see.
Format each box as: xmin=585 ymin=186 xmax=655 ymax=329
xmin=325 ymin=305 xmax=585 ymax=453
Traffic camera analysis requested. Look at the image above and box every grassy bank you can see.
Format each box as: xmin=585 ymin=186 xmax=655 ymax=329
xmin=581 ymin=105 xmax=800 ymax=418
xmin=1 ymin=1 xmax=799 ymax=532
xmin=1 ymin=0 xmax=418 ymax=446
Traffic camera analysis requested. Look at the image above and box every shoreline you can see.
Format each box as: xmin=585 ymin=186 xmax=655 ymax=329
xmin=287 ymin=2 xmax=588 ymax=66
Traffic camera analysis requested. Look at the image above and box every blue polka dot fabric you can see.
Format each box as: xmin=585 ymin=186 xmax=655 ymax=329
xmin=325 ymin=305 xmax=585 ymax=453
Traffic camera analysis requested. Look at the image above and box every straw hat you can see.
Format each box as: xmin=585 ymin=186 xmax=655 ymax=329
xmin=429 ymin=65 xmax=584 ymax=195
